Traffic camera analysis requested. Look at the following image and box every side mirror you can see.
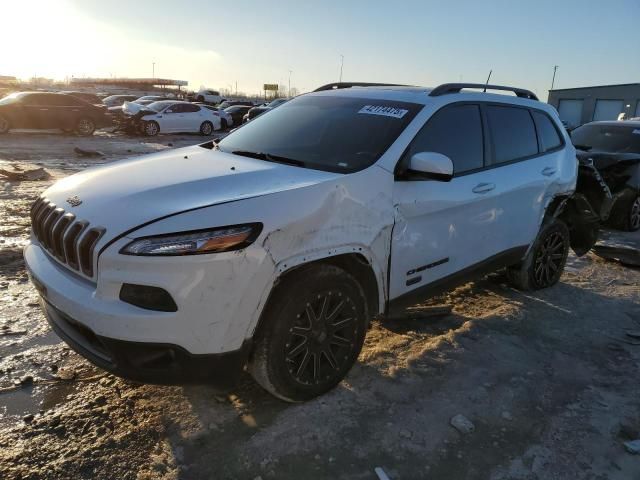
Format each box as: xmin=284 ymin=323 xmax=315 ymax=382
xmin=408 ymin=152 xmax=453 ymax=180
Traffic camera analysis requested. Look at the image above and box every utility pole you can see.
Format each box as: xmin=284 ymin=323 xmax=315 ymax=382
xmin=235 ymin=81 xmax=237 ymax=95
xmin=551 ymin=65 xmax=559 ymax=91
xmin=288 ymin=70 xmax=292 ymax=97
xmin=339 ymin=55 xmax=344 ymax=82
xmin=152 ymin=62 xmax=155 ymax=79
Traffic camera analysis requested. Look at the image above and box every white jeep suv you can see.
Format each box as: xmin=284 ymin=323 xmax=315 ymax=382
xmin=25 ymin=82 xmax=578 ymax=401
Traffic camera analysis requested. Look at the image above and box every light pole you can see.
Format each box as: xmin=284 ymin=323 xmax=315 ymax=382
xmin=288 ymin=70 xmax=292 ymax=97
xmin=551 ymin=65 xmax=559 ymax=91
xmin=339 ymin=55 xmax=344 ymax=82
xmin=152 ymin=62 xmax=155 ymax=79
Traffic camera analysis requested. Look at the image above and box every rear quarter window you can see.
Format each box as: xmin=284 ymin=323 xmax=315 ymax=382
xmin=487 ymin=105 xmax=538 ymax=164
xmin=532 ymin=111 xmax=563 ymax=152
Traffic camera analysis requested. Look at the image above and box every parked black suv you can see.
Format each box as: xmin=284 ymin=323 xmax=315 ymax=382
xmin=0 ymin=92 xmax=110 ymax=135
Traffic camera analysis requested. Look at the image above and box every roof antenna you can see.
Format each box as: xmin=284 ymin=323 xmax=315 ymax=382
xmin=483 ymin=70 xmax=492 ymax=92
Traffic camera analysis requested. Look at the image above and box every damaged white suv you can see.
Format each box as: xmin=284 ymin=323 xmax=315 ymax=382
xmin=25 ymin=82 xmax=578 ymax=401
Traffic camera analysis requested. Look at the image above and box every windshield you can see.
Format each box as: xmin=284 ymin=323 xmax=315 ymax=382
xmin=571 ymin=123 xmax=640 ymax=154
xmin=217 ymin=95 xmax=421 ymax=173
xmin=0 ymin=92 xmax=23 ymax=105
xmin=146 ymin=101 xmax=174 ymax=112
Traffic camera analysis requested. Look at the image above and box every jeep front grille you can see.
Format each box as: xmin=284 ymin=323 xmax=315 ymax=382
xmin=30 ymin=197 xmax=105 ymax=278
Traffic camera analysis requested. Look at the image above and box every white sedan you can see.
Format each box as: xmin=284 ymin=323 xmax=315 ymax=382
xmin=132 ymin=101 xmax=222 ymax=136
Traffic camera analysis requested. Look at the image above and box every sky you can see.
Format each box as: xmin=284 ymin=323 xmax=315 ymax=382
xmin=1 ymin=0 xmax=638 ymax=99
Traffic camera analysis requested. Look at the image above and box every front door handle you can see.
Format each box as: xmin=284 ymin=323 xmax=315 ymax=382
xmin=39 ymin=108 xmax=49 ymax=111
xmin=541 ymin=167 xmax=557 ymax=176
xmin=472 ymin=182 xmax=495 ymax=194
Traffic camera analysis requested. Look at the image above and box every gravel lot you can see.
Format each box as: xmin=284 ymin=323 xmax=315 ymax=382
xmin=1 ymin=130 xmax=639 ymax=479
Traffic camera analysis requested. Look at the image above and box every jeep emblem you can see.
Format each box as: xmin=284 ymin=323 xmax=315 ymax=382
xmin=66 ymin=195 xmax=82 ymax=207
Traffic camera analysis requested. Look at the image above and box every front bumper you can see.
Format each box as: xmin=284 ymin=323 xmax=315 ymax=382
xmin=23 ymin=235 xmax=275 ymax=356
xmin=42 ymin=299 xmax=249 ymax=385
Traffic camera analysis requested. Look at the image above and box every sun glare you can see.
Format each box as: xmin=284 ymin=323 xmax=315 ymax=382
xmin=0 ymin=1 xmax=111 ymax=80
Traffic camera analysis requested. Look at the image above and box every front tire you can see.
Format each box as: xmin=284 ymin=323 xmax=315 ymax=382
xmin=506 ymin=219 xmax=570 ymax=291
xmin=221 ymin=118 xmax=228 ymax=130
xmin=196 ymin=95 xmax=205 ymax=102
xmin=199 ymin=121 xmax=213 ymax=136
xmin=143 ymin=120 xmax=160 ymax=136
xmin=75 ymin=117 xmax=95 ymax=136
xmin=249 ymin=264 xmax=368 ymax=402
xmin=0 ymin=115 xmax=9 ymax=134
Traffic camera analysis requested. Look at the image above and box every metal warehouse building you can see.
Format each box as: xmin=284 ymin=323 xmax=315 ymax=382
xmin=547 ymin=83 xmax=640 ymax=128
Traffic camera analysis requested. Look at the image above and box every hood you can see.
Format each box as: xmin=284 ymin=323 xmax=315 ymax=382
xmin=41 ymin=144 xmax=340 ymax=240
xmin=121 ymin=101 xmax=156 ymax=116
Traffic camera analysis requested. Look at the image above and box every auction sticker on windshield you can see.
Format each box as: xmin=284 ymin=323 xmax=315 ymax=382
xmin=358 ymin=105 xmax=408 ymax=119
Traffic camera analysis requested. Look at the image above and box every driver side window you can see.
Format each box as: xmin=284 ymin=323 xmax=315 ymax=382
xmin=403 ymin=104 xmax=484 ymax=175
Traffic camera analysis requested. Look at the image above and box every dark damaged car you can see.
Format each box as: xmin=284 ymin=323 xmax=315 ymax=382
xmin=0 ymin=92 xmax=110 ymax=136
xmin=571 ymin=120 xmax=640 ymax=231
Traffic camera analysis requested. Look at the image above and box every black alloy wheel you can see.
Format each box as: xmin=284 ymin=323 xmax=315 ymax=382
xmin=506 ymin=219 xmax=570 ymax=291
xmin=249 ymin=264 xmax=368 ymax=402
xmin=628 ymin=196 xmax=640 ymax=232
xmin=284 ymin=290 xmax=359 ymax=386
xmin=532 ymin=230 xmax=566 ymax=288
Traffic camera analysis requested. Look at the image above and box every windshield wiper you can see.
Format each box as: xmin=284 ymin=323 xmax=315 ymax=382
xmin=231 ymin=150 xmax=306 ymax=167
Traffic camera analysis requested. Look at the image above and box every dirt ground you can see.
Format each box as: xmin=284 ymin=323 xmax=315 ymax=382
xmin=1 ymin=130 xmax=639 ymax=480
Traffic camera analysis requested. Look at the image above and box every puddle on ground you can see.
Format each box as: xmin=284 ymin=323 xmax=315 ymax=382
xmin=0 ymin=379 xmax=78 ymax=419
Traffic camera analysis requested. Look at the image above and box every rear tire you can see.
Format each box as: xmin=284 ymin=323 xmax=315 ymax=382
xmin=506 ymin=219 xmax=570 ymax=291
xmin=199 ymin=121 xmax=213 ymax=136
xmin=196 ymin=95 xmax=205 ymax=102
xmin=0 ymin=115 xmax=9 ymax=134
xmin=75 ymin=117 xmax=95 ymax=136
xmin=249 ymin=264 xmax=368 ymax=402
xmin=221 ymin=118 xmax=228 ymax=130
xmin=144 ymin=121 xmax=160 ymax=136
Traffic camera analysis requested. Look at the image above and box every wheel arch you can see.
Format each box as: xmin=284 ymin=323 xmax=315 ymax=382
xmin=546 ymin=193 xmax=601 ymax=257
xmin=250 ymin=251 xmax=384 ymax=342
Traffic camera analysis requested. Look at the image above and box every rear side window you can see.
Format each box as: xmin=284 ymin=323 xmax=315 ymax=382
xmin=532 ymin=111 xmax=562 ymax=152
xmin=404 ymin=104 xmax=484 ymax=174
xmin=22 ymin=94 xmax=52 ymax=106
xmin=487 ymin=105 xmax=538 ymax=164
xmin=174 ymin=103 xmax=199 ymax=113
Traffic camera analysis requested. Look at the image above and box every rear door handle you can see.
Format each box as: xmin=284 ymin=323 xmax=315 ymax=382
xmin=541 ymin=167 xmax=557 ymax=176
xmin=472 ymin=182 xmax=495 ymax=194
xmin=39 ymin=108 xmax=49 ymax=111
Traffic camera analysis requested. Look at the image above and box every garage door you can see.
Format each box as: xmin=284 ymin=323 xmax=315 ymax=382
xmin=593 ymin=100 xmax=624 ymax=121
xmin=558 ymin=99 xmax=583 ymax=128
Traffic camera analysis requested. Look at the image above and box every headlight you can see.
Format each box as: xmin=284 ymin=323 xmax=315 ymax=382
xmin=120 ymin=223 xmax=262 ymax=256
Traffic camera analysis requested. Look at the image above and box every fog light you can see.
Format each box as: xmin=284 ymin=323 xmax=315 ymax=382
xmin=119 ymin=283 xmax=177 ymax=312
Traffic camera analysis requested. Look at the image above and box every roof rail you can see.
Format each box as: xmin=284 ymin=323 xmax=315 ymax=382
xmin=429 ymin=83 xmax=539 ymax=101
xmin=313 ymin=82 xmax=408 ymax=92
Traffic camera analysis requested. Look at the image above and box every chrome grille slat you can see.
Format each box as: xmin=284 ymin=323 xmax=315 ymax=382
xmin=28 ymin=197 xmax=106 ymax=279
xmin=37 ymin=204 xmax=58 ymax=245
xmin=33 ymin=202 xmax=52 ymax=241
xmin=51 ymin=213 xmax=75 ymax=261
xmin=42 ymin=208 xmax=65 ymax=249
xmin=63 ymin=221 xmax=88 ymax=270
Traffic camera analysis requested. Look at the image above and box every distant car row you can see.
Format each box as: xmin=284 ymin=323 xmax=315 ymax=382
xmin=0 ymin=90 xmax=290 ymax=136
